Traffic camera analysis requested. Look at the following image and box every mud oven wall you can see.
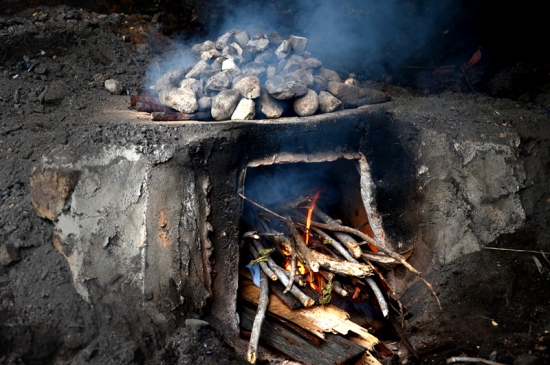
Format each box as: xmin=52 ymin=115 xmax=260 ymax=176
xmin=30 ymin=106 xmax=526 ymax=346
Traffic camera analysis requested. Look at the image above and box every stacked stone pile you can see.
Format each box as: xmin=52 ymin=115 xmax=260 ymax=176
xmin=152 ymin=30 xmax=390 ymax=121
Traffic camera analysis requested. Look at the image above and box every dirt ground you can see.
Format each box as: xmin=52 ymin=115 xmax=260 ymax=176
xmin=1 ymin=4 xmax=549 ymax=365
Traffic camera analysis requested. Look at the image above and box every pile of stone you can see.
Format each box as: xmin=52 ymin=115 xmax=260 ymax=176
xmin=152 ymin=30 xmax=390 ymax=121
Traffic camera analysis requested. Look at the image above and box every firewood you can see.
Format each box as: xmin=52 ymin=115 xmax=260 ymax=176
xmin=246 ymin=270 xmax=269 ymax=364
xmin=308 ymin=249 xmax=373 ymax=278
xmin=332 ymin=280 xmax=348 ymax=297
xmin=240 ymin=305 xmax=367 ymax=365
xmin=312 ymin=226 xmax=355 ymax=262
xmin=241 ymin=284 xmax=379 ymax=349
xmin=247 ymin=243 xmax=278 ymax=281
xmin=249 ymin=238 xmax=314 ymax=307
xmin=287 ymin=221 xmax=320 ymax=272
xmin=314 ymin=209 xmax=362 ymax=258
xmin=284 ymin=238 xmax=297 ymax=293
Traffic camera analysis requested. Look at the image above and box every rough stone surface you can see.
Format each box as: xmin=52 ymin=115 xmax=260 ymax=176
xmin=327 ymin=81 xmax=362 ymax=107
xmin=104 ymin=79 xmax=123 ymax=94
xmin=293 ymin=89 xmax=319 ymax=116
xmin=30 ymin=167 xmax=80 ymax=221
xmin=256 ymin=90 xmax=284 ymax=118
xmin=288 ymin=35 xmax=308 ymax=55
xmin=211 ymin=89 xmax=241 ymax=120
xmin=265 ymin=75 xmax=308 ymax=100
xmin=233 ymin=76 xmax=261 ymax=99
xmin=231 ymin=98 xmax=255 ymax=120
xmin=319 ymin=90 xmax=342 ymax=113
xmin=159 ymin=87 xmax=198 ymax=113
xmin=0 ymin=244 xmax=21 ymax=266
xmin=206 ymin=70 xmax=232 ymax=91
xmin=318 ymin=67 xmax=342 ymax=82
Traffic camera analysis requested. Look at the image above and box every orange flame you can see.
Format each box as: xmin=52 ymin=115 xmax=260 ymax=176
xmin=305 ymin=191 xmax=322 ymax=245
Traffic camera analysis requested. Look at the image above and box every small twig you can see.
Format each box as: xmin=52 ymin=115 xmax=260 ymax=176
xmin=365 ymin=277 xmax=389 ymax=318
xmin=250 ymin=238 xmax=314 ymax=307
xmin=315 ymin=209 xmax=363 ymax=258
xmin=309 ymin=220 xmax=442 ymax=309
xmin=240 ymin=193 xmax=287 ymax=221
xmin=446 ymin=356 xmax=506 ymax=365
xmin=484 ymin=247 xmax=550 ymax=255
xmin=246 ymin=270 xmax=269 ymax=364
xmin=284 ymin=238 xmax=297 ymax=293
xmin=331 ymin=281 xmax=348 ymax=297
xmin=247 ymin=243 xmax=277 ymax=281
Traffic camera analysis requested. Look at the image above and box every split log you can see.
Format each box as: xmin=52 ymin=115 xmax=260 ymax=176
xmin=241 ymin=283 xmax=379 ymax=348
xmin=246 ymin=270 xmax=269 ymax=364
xmin=240 ymin=305 xmax=367 ymax=365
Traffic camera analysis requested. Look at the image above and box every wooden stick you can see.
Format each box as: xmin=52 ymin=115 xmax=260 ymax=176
xmin=287 ymin=221 xmax=320 ymax=272
xmin=331 ymin=281 xmax=348 ymax=297
xmin=446 ymin=356 xmax=506 ymax=365
xmin=247 ymin=243 xmax=278 ymax=281
xmin=284 ymin=238 xmax=297 ymax=293
xmin=315 ymin=209 xmax=362 ymax=258
xmin=309 ymin=220 xmax=442 ymax=309
xmin=312 ymin=227 xmax=355 ymax=262
xmin=484 ymin=247 xmax=550 ymax=255
xmin=246 ymin=270 xmax=269 ymax=364
xmin=308 ymin=249 xmax=373 ymax=278
xmin=250 ymin=239 xmax=314 ymax=307
xmin=239 ymin=193 xmax=441 ymax=308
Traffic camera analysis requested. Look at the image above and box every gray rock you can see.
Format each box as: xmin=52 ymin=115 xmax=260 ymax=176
xmin=206 ymin=70 xmax=232 ymax=92
xmin=185 ymin=60 xmax=210 ymax=79
xmin=257 ymin=90 xmax=284 ymax=119
xmin=289 ymin=35 xmax=308 ymax=55
xmin=265 ymin=75 xmax=308 ymax=100
xmin=327 ymin=81 xmax=361 ymax=107
xmin=266 ymin=65 xmax=277 ymax=79
xmin=254 ymin=51 xmax=275 ymax=66
xmin=233 ymin=76 xmax=261 ymax=99
xmin=197 ymin=96 xmax=212 ymax=111
xmin=200 ymin=49 xmax=222 ymax=61
xmin=191 ymin=40 xmax=215 ymax=56
xmin=43 ymin=81 xmax=69 ymax=104
xmin=288 ymin=68 xmax=314 ymax=88
xmin=216 ymin=30 xmax=236 ymax=50
xmin=241 ymin=62 xmax=266 ymax=78
xmin=221 ymin=58 xmax=241 ymax=78
xmin=211 ymin=89 xmax=241 ymax=120
xmin=104 ymin=79 xmax=123 ymax=94
xmin=185 ymin=318 xmax=210 ymax=333
xmin=283 ymin=55 xmax=304 ymax=74
xmin=231 ymin=98 xmax=255 ymax=120
xmin=317 ymin=68 xmax=342 ymax=82
xmin=269 ymin=31 xmax=284 ymax=46
xmin=246 ymin=37 xmax=270 ymax=53
xmin=233 ymin=29 xmax=250 ymax=48
xmin=0 ymin=244 xmax=21 ymax=266
xmin=154 ymin=66 xmax=186 ymax=92
xmin=293 ymin=89 xmax=319 ymax=116
xmin=179 ymin=78 xmax=203 ymax=95
xmin=312 ymin=76 xmax=328 ymax=93
xmin=159 ymin=87 xmax=198 ymax=113
xmin=302 ymin=57 xmax=322 ymax=69
xmin=318 ymin=90 xmax=342 ymax=113
xmin=344 ymin=77 xmax=361 ymax=87
xmin=275 ymin=40 xmax=291 ymax=60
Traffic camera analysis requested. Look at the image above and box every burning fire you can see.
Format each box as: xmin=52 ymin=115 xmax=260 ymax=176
xmin=305 ymin=190 xmax=321 ymax=245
